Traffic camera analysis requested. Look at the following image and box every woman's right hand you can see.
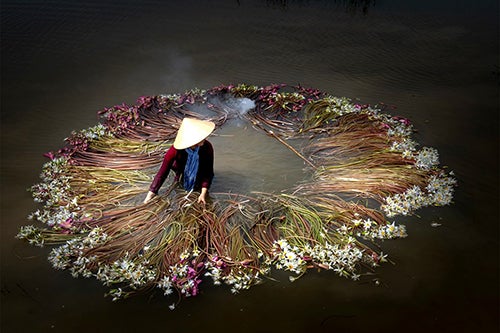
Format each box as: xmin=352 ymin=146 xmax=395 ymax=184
xmin=144 ymin=191 xmax=156 ymax=204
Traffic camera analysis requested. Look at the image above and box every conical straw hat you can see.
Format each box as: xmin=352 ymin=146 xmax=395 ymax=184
xmin=173 ymin=118 xmax=216 ymax=149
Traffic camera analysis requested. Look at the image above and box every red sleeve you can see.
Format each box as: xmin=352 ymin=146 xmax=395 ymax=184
xmin=149 ymin=146 xmax=177 ymax=194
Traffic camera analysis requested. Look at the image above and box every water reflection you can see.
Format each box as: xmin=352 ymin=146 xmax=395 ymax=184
xmin=260 ymin=0 xmax=376 ymax=14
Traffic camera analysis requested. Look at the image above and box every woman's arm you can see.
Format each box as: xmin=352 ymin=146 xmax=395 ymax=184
xmin=144 ymin=146 xmax=177 ymax=203
xmin=198 ymin=141 xmax=214 ymax=190
xmin=196 ymin=141 xmax=214 ymax=205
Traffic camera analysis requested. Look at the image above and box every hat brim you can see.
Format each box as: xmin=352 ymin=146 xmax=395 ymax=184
xmin=173 ymin=118 xmax=216 ymax=150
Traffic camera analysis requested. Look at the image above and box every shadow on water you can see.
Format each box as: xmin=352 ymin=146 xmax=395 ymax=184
xmin=256 ymin=0 xmax=375 ymax=15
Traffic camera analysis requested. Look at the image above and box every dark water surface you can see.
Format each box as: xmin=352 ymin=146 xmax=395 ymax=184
xmin=1 ymin=1 xmax=498 ymax=332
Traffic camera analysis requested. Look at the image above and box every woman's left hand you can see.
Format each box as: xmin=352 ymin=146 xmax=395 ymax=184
xmin=197 ymin=188 xmax=208 ymax=205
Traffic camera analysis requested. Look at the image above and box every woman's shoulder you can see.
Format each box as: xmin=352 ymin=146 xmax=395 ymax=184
xmin=201 ymin=140 xmax=214 ymax=153
xmin=165 ymin=145 xmax=180 ymax=157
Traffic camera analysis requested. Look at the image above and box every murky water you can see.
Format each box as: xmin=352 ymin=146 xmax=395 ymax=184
xmin=1 ymin=1 xmax=498 ymax=332
xmin=211 ymin=119 xmax=307 ymax=194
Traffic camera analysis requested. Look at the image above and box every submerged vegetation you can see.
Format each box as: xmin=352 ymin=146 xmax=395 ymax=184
xmin=17 ymin=83 xmax=456 ymax=308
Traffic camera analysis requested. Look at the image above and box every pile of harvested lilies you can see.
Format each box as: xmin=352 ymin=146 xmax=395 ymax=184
xmin=17 ymin=84 xmax=456 ymax=308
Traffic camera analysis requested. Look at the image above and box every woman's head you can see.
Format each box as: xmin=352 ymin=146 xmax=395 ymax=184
xmin=173 ymin=118 xmax=215 ymax=150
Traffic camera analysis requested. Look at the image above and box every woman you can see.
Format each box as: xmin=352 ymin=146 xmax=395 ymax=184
xmin=144 ymin=117 xmax=215 ymax=204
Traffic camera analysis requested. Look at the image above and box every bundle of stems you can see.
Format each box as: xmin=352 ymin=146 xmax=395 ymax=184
xmin=142 ymin=197 xmax=205 ymax=271
xmin=303 ymin=192 xmax=387 ymax=227
xmin=201 ymin=203 xmax=262 ymax=279
xmin=246 ymin=111 xmax=299 ymax=138
xmin=304 ymin=113 xmax=391 ymax=162
xmin=88 ymin=137 xmax=171 ymax=154
xmin=69 ymin=166 xmax=152 ymax=186
xmin=71 ymin=151 xmax=164 ymax=170
xmin=303 ymin=163 xmax=428 ymax=203
xmin=98 ymin=101 xmax=180 ymax=141
xmin=65 ymin=166 xmax=151 ymax=218
xmin=301 ymin=96 xmax=362 ymax=131
xmin=222 ymin=83 xmax=261 ymax=99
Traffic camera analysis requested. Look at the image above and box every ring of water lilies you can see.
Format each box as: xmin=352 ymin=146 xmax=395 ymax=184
xmin=17 ymin=84 xmax=456 ymax=308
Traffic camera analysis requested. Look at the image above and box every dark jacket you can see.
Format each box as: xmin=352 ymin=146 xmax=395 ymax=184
xmin=149 ymin=140 xmax=214 ymax=194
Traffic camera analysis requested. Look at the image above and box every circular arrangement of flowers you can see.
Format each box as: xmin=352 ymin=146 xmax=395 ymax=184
xmin=17 ymin=84 xmax=456 ymax=308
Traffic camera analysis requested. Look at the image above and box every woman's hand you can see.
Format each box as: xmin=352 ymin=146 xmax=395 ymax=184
xmin=197 ymin=187 xmax=208 ymax=205
xmin=144 ymin=191 xmax=156 ymax=204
